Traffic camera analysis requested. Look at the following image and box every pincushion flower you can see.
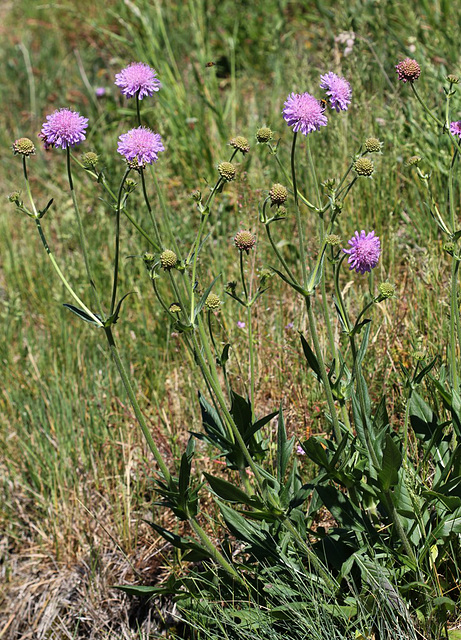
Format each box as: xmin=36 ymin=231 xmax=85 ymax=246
xmin=115 ymin=62 xmax=161 ymax=99
xmin=282 ymin=92 xmax=327 ymax=135
xmin=320 ymin=72 xmax=352 ymax=112
xmin=39 ymin=108 xmax=88 ymax=149
xmin=449 ymin=121 xmax=461 ymax=139
xmin=343 ymin=230 xmax=381 ymax=274
xmin=117 ymin=126 xmax=164 ymax=167
xmin=395 ymin=58 xmax=421 ymax=83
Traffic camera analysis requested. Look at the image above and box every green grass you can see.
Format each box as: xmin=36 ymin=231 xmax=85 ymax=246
xmin=1 ymin=0 xmax=461 ymax=636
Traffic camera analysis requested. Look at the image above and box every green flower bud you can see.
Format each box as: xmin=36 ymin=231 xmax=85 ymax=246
xmin=353 ymin=157 xmax=374 ymax=177
xmin=407 ymin=155 xmax=422 ymax=166
xmin=259 ymin=268 xmax=274 ymax=288
xmin=160 ymin=250 xmax=178 ymax=270
xmin=378 ymin=282 xmax=396 ymax=299
xmin=234 ymin=230 xmax=256 ymax=253
xmin=205 ymin=293 xmax=221 ymax=310
xmin=229 ymin=136 xmax=250 ymax=154
xmin=269 ymin=183 xmax=288 ymax=206
xmin=82 ymin=151 xmax=99 ymax=168
xmin=218 ymin=161 xmax=236 ymax=182
xmin=364 ymin=137 xmax=383 ymax=153
xmin=169 ymin=302 xmax=182 ymax=314
xmin=447 ymin=74 xmax=459 ymax=84
xmin=124 ymin=178 xmax=137 ymax=193
xmin=443 ymin=241 xmax=455 ymax=256
xmin=256 ymin=127 xmax=273 ymax=143
xmin=12 ymin=137 xmax=35 ymax=156
xmin=191 ymin=189 xmax=201 ymax=202
xmin=8 ymin=191 xmax=22 ymax=206
xmin=325 ymin=234 xmax=341 ymax=246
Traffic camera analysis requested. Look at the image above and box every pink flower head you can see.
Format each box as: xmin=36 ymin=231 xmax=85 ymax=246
xmin=343 ymin=230 xmax=381 ymax=275
xmin=115 ymin=62 xmax=161 ymax=99
xmin=395 ymin=58 xmax=421 ymax=83
xmin=117 ymin=126 xmax=164 ymax=167
xmin=449 ymin=121 xmax=461 ymax=138
xmin=282 ymin=92 xmax=327 ymax=135
xmin=320 ymin=72 xmax=352 ymax=112
xmin=39 ymin=108 xmax=88 ymax=149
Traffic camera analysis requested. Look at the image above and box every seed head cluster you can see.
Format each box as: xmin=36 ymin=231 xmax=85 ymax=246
xmin=218 ymin=161 xmax=236 ymax=182
xmin=205 ymin=293 xmax=221 ymax=311
xmin=256 ymin=127 xmax=273 ymax=143
xmin=229 ymin=136 xmax=250 ymax=154
xmin=378 ymin=282 xmax=395 ymax=299
xmin=12 ymin=137 xmax=36 ymax=156
xmin=234 ymin=230 xmax=256 ymax=253
xmin=354 ymin=157 xmax=374 ymax=176
xmin=82 ymin=152 xmax=99 ymax=168
xmin=364 ymin=137 xmax=382 ymax=153
xmin=269 ymin=183 xmax=288 ymax=206
xmin=160 ymin=250 xmax=178 ymax=270
xmin=395 ymin=58 xmax=421 ymax=83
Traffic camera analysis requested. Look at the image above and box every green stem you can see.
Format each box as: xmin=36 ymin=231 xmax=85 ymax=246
xmin=140 ymin=168 xmax=163 ymax=248
xmin=265 ymin=223 xmax=298 ymax=284
xmin=66 ymin=148 xmax=105 ymax=321
xmin=268 ymin=144 xmax=318 ymax=211
xmin=291 ymin=133 xmax=308 ymax=287
xmin=190 ymin=214 xmax=209 ymax=323
xmin=410 ymin=83 xmax=444 ymax=128
xmin=188 ymin=518 xmax=243 ymax=583
xmin=110 ymin=168 xmax=131 ymax=316
xmin=136 ymin=92 xmax=142 ymax=127
xmin=104 ymin=326 xmax=171 ymax=483
xmin=450 ymin=259 xmax=460 ymax=392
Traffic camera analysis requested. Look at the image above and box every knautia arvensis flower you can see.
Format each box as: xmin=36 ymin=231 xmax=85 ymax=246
xmin=449 ymin=121 xmax=461 ymax=139
xmin=353 ymin=157 xmax=374 ymax=177
xmin=117 ymin=127 xmax=164 ymax=167
xmin=12 ymin=137 xmax=36 ymax=156
xmin=282 ymin=92 xmax=327 ymax=135
xmin=229 ymin=136 xmax=250 ymax=154
xmin=160 ymin=250 xmax=178 ymax=270
xmin=234 ymin=230 xmax=256 ymax=253
xmin=256 ymin=126 xmax=273 ymax=143
xmin=39 ymin=108 xmax=88 ymax=149
xmin=319 ymin=72 xmax=352 ymax=112
xmin=218 ymin=161 xmax=236 ymax=182
xmin=343 ymin=230 xmax=381 ymax=274
xmin=364 ymin=137 xmax=383 ymax=153
xmin=82 ymin=151 xmax=99 ymax=168
xmin=205 ymin=293 xmax=221 ymax=311
xmin=115 ymin=62 xmax=161 ymax=99
xmin=395 ymin=58 xmax=421 ymax=83
xmin=378 ymin=282 xmax=395 ymax=299
xmin=269 ymin=183 xmax=288 ymax=206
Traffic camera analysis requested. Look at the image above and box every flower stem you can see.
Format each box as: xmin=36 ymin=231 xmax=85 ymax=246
xmin=140 ymin=168 xmax=163 ymax=248
xmin=110 ymin=168 xmax=131 ymax=316
xmin=291 ymin=133 xmax=308 ymax=287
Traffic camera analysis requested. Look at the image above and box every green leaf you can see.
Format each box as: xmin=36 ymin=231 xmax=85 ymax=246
xmin=276 ymin=405 xmax=293 ymax=482
xmin=178 ymin=436 xmax=195 ymax=502
xmin=300 ymin=333 xmax=322 ymax=381
xmin=115 ymin=584 xmax=163 ymax=596
xmin=431 ymin=507 xmax=461 ymax=539
xmin=244 ymin=410 xmax=278 ymax=441
xmin=410 ymin=391 xmax=439 ymax=442
xmin=356 ymin=324 xmax=371 ymax=367
xmin=63 ymin=303 xmax=101 ymax=326
xmin=270 ymin=267 xmax=308 ymax=296
xmin=230 ymin=391 xmax=252 ymax=436
xmin=103 ymin=291 xmax=135 ymax=326
xmin=301 ymin=436 xmax=331 ymax=470
xmin=378 ymin=434 xmax=402 ymax=491
xmin=193 ymin=273 xmax=221 ymax=321
xmin=203 ymin=472 xmax=259 ymax=506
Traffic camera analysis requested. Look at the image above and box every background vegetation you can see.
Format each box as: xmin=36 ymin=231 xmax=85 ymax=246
xmin=1 ymin=0 xmax=460 ymax=637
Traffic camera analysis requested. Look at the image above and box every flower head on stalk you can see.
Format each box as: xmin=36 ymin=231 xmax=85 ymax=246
xmin=395 ymin=58 xmax=421 ymax=83
xmin=39 ymin=108 xmax=88 ymax=149
xmin=117 ymin=126 xmax=164 ymax=167
xmin=343 ymin=230 xmax=381 ymax=274
xmin=319 ymin=72 xmax=352 ymax=112
xmin=282 ymin=92 xmax=327 ymax=135
xmin=449 ymin=121 xmax=461 ymax=139
xmin=115 ymin=62 xmax=161 ymax=99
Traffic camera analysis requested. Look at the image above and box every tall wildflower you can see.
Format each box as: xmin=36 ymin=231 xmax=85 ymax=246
xmin=282 ymin=92 xmax=327 ymax=135
xmin=117 ymin=127 xmax=164 ymax=166
xmin=320 ymin=72 xmax=352 ymax=112
xmin=115 ymin=62 xmax=161 ymax=99
xmin=343 ymin=230 xmax=381 ymax=274
xmin=39 ymin=108 xmax=88 ymax=149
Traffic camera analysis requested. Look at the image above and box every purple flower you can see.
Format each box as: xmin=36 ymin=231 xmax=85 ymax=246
xmin=117 ymin=127 xmax=164 ymax=167
xmin=395 ymin=58 xmax=421 ymax=83
xmin=296 ymin=444 xmax=306 ymax=455
xmin=237 ymin=321 xmax=246 ymax=329
xmin=320 ymin=72 xmax=352 ymax=112
xmin=282 ymin=92 xmax=327 ymax=135
xmin=95 ymin=87 xmax=106 ymax=98
xmin=39 ymin=108 xmax=88 ymax=149
xmin=343 ymin=230 xmax=381 ymax=275
xmin=115 ymin=62 xmax=161 ymax=100
xmin=449 ymin=121 xmax=461 ymax=138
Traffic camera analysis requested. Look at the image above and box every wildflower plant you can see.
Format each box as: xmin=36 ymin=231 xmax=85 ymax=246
xmin=10 ymin=55 xmax=461 ymax=640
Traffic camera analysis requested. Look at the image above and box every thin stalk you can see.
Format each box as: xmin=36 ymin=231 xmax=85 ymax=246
xmin=291 ymin=133 xmax=308 ymax=286
xmin=190 ymin=214 xmax=209 ymax=323
xmin=268 ymin=143 xmax=318 ymax=211
xmin=450 ymin=259 xmax=460 ymax=392
xmin=136 ymin=92 xmax=142 ymax=127
xmin=240 ymin=250 xmax=255 ymax=419
xmin=188 ymin=518 xmax=243 ymax=583
xmin=66 ymin=148 xmax=105 ymax=320
xmin=410 ymin=83 xmax=444 ymax=128
xmin=110 ymin=168 xmax=130 ymax=316
xmin=265 ymin=223 xmax=298 ymax=284
xmin=140 ymin=168 xmax=163 ymax=248
xmin=104 ymin=326 xmax=171 ymax=483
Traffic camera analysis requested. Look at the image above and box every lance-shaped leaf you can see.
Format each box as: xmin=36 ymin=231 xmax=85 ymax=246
xmin=193 ymin=273 xmax=221 ymax=321
xmin=276 ymin=405 xmax=294 ymax=482
xmin=378 ymin=434 xmax=402 ymax=491
xmin=63 ymin=303 xmax=102 ymax=326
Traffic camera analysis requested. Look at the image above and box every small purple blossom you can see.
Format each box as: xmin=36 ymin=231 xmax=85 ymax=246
xmin=237 ymin=321 xmax=246 ymax=329
xmin=117 ymin=126 xmax=164 ymax=167
xmin=39 ymin=108 xmax=88 ymax=150
xmin=296 ymin=444 xmax=306 ymax=455
xmin=343 ymin=230 xmax=381 ymax=275
xmin=115 ymin=62 xmax=161 ymax=99
xmin=320 ymin=72 xmax=352 ymax=112
xmin=282 ymin=92 xmax=327 ymax=135
xmin=95 ymin=87 xmax=106 ymax=98
xmin=285 ymin=322 xmax=294 ymax=330
xmin=449 ymin=121 xmax=461 ymax=138
xmin=395 ymin=58 xmax=421 ymax=83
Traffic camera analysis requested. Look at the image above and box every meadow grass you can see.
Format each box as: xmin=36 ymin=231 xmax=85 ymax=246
xmin=1 ymin=0 xmax=461 ymax=637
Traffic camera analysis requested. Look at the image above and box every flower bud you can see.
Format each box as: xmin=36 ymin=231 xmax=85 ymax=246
xmin=218 ymin=161 xmax=236 ymax=182
xmin=191 ymin=189 xmax=201 ymax=201
xmin=160 ymin=250 xmax=178 ymax=270
xmin=395 ymin=58 xmax=421 ymax=83
xmin=205 ymin=293 xmax=221 ymax=310
xmin=447 ymin=74 xmax=459 ymax=84
xmin=256 ymin=127 xmax=273 ymax=143
xmin=124 ymin=178 xmax=137 ymax=193
xmin=12 ymin=137 xmax=35 ymax=156
xmin=378 ymin=282 xmax=396 ymax=299
xmin=443 ymin=241 xmax=455 ymax=256
xmin=234 ymin=230 xmax=256 ymax=253
xmin=326 ymin=234 xmax=341 ymax=246
xmin=269 ymin=183 xmax=288 ymax=206
xmin=226 ymin=281 xmax=237 ymax=294
xmin=259 ymin=268 xmax=274 ymax=288
xmin=169 ymin=302 xmax=182 ymax=314
xmin=8 ymin=191 xmax=23 ymax=206
xmin=82 ymin=151 xmax=99 ymax=168
xmin=364 ymin=137 xmax=383 ymax=153
xmin=353 ymin=157 xmax=374 ymax=177
xmin=407 ymin=155 xmax=422 ymax=166
xmin=229 ymin=136 xmax=250 ymax=154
